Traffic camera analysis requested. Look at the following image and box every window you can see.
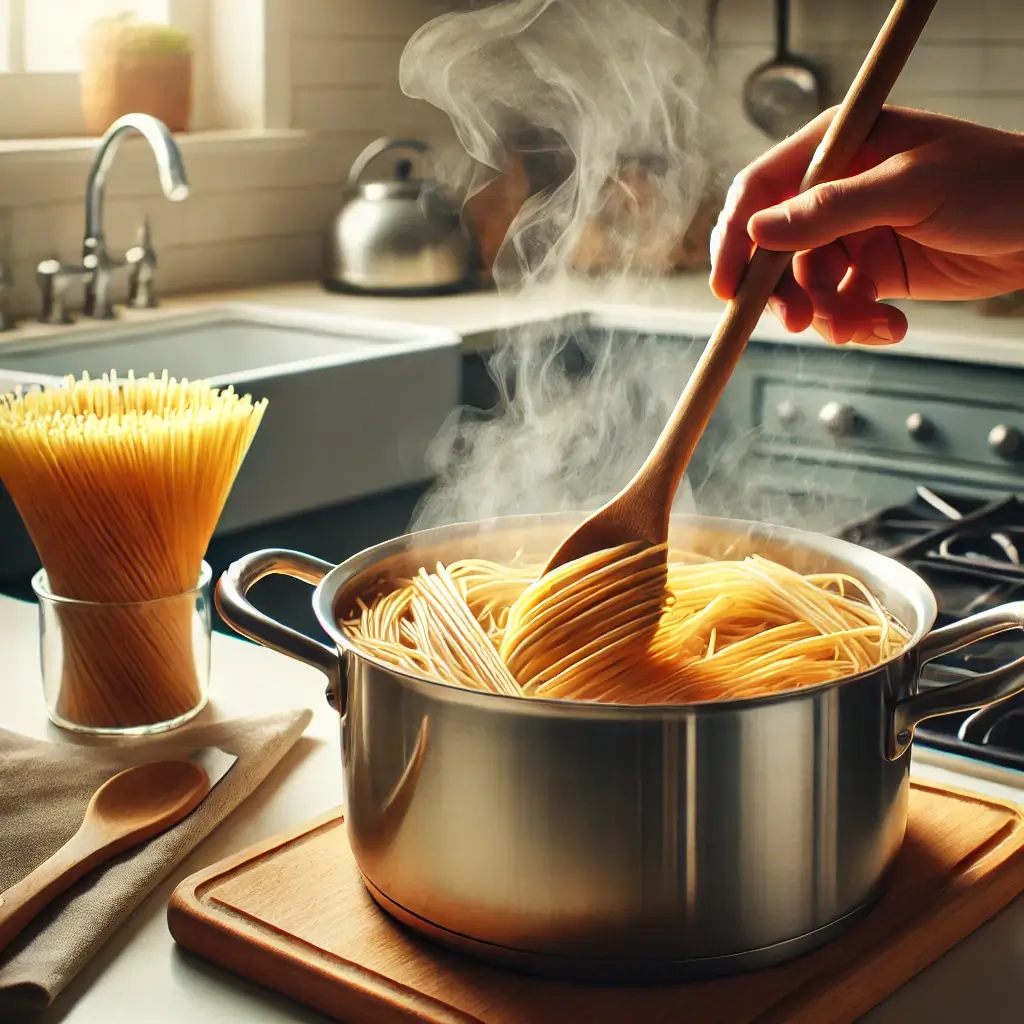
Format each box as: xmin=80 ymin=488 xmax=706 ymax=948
xmin=0 ymin=0 xmax=209 ymax=138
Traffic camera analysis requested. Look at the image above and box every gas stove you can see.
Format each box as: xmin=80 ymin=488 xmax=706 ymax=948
xmin=838 ymin=487 xmax=1024 ymax=773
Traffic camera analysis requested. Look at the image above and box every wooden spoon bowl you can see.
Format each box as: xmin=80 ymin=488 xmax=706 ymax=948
xmin=0 ymin=759 xmax=209 ymax=956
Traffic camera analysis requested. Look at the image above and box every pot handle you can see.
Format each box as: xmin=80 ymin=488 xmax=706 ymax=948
xmin=347 ymin=137 xmax=432 ymax=188
xmin=888 ymin=601 xmax=1024 ymax=760
xmin=215 ymin=549 xmax=346 ymax=714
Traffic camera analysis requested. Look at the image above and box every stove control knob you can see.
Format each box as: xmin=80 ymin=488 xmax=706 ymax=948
xmin=989 ymin=423 xmax=1024 ymax=462
xmin=906 ymin=412 xmax=934 ymax=442
xmin=777 ymin=399 xmax=799 ymax=428
xmin=819 ymin=401 xmax=856 ymax=437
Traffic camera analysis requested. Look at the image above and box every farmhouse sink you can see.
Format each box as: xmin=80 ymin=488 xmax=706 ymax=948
xmin=0 ymin=303 xmax=461 ymax=535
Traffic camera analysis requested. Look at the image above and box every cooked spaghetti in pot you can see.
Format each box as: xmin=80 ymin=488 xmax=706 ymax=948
xmin=342 ymin=540 xmax=907 ymax=704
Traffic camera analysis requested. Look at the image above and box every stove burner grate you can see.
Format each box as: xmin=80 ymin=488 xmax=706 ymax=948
xmin=837 ymin=487 xmax=1024 ymax=772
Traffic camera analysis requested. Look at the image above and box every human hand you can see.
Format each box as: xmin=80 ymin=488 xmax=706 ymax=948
xmin=709 ymin=106 xmax=1024 ymax=346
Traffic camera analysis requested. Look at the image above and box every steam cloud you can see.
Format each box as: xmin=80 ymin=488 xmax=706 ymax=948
xmin=400 ymin=0 xmax=715 ymax=530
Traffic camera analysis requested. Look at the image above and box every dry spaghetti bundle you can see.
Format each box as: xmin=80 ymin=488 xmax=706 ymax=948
xmin=0 ymin=371 xmax=267 ymax=729
xmin=343 ymin=542 xmax=906 ymax=705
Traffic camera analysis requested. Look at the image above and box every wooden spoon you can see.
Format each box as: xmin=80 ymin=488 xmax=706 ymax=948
xmin=0 ymin=759 xmax=209 ymax=955
xmin=543 ymin=0 xmax=939 ymax=575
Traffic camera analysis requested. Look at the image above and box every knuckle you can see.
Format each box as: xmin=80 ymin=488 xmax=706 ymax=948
xmin=884 ymin=149 xmax=922 ymax=178
xmin=730 ymin=168 xmax=753 ymax=195
xmin=720 ymin=203 xmax=749 ymax=235
xmin=810 ymin=180 xmax=848 ymax=212
xmin=723 ymin=169 xmax=752 ymax=211
xmin=721 ymin=169 xmax=768 ymax=229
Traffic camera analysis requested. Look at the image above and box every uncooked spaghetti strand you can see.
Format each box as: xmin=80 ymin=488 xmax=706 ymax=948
xmin=0 ymin=372 xmax=267 ymax=729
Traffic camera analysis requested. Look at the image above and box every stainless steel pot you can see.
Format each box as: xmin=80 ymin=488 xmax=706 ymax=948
xmin=215 ymin=513 xmax=1024 ymax=981
xmin=322 ymin=137 xmax=476 ymax=296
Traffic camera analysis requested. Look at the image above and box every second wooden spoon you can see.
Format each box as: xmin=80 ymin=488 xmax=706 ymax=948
xmin=0 ymin=759 xmax=209 ymax=956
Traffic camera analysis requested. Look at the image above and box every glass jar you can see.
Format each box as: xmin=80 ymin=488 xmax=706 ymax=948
xmin=32 ymin=562 xmax=212 ymax=736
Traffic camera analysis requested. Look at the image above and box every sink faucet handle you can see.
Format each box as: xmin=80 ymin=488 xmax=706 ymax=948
xmin=37 ymin=259 xmax=84 ymax=326
xmin=0 ymin=261 xmax=15 ymax=331
xmin=81 ymin=238 xmax=124 ymax=320
xmin=126 ymin=218 xmax=158 ymax=309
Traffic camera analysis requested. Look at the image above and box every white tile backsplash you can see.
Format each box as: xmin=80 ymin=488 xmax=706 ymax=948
xmin=291 ymin=84 xmax=454 ymax=137
xmin=714 ymin=0 xmax=1024 ymax=169
xmin=9 ymin=184 xmax=340 ymax=264
xmin=794 ymin=0 xmax=1024 ymax=45
xmin=288 ymin=0 xmax=450 ymax=37
xmin=715 ymin=0 xmax=774 ymax=44
xmin=290 ymin=38 xmax=411 ymax=88
xmin=818 ymin=43 xmax=1024 ymax=100
xmin=3 ymin=0 xmax=1021 ymax=316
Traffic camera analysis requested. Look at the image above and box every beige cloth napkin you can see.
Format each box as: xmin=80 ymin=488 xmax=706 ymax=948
xmin=0 ymin=708 xmax=312 ymax=1013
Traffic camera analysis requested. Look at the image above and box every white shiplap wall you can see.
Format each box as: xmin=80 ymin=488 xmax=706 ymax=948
xmin=711 ymin=0 xmax=1024 ymax=172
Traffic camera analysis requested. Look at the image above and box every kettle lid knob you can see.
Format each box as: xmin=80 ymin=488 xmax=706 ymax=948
xmin=347 ymin=137 xmax=432 ymax=189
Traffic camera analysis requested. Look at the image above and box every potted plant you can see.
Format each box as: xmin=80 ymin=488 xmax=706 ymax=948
xmin=81 ymin=13 xmax=193 ymax=135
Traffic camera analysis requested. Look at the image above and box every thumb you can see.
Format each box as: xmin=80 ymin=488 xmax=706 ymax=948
xmin=748 ymin=154 xmax=935 ymax=251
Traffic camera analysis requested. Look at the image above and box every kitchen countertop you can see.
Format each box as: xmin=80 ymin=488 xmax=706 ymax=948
xmin=4 ymin=274 xmax=1024 ymax=367
xmin=3 ymin=590 xmax=1024 ymax=1023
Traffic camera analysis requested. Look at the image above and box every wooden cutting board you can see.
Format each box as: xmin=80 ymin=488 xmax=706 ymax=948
xmin=168 ymin=779 xmax=1024 ymax=1024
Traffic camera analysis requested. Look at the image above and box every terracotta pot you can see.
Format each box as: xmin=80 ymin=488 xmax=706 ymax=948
xmin=465 ymin=151 xmax=722 ymax=280
xmin=81 ymin=47 xmax=193 ymax=136
xmin=464 ymin=158 xmax=530 ymax=279
xmin=571 ymin=166 xmax=722 ymax=276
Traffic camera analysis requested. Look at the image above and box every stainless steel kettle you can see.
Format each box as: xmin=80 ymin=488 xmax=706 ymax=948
xmin=322 ymin=137 xmax=476 ymax=296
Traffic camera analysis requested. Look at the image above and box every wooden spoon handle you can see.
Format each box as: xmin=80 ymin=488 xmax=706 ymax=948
xmin=640 ymin=0 xmax=938 ymax=502
xmin=0 ymin=827 xmax=109 ymax=956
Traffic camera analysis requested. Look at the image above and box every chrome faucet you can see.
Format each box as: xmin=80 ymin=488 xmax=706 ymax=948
xmin=83 ymin=114 xmax=189 ymax=318
xmin=36 ymin=113 xmax=189 ymax=324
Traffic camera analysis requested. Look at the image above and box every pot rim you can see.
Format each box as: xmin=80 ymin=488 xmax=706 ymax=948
xmin=312 ymin=511 xmax=937 ymax=715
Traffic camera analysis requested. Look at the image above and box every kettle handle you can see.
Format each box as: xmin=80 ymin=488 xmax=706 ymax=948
xmin=347 ymin=138 xmax=432 ymax=187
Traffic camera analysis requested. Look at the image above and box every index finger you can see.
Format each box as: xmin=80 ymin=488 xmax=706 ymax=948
xmin=709 ymin=108 xmax=837 ymax=301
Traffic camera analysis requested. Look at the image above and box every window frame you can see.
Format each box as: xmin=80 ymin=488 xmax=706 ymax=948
xmin=0 ymin=0 xmax=214 ymax=139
